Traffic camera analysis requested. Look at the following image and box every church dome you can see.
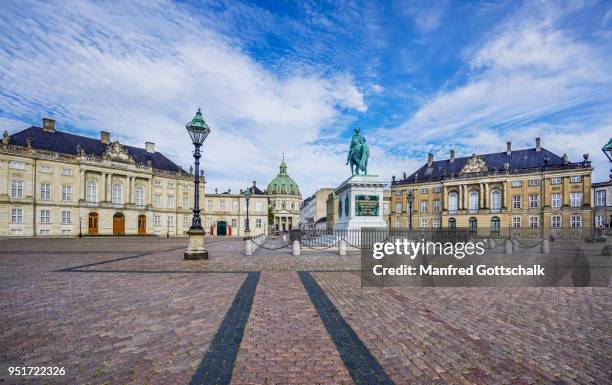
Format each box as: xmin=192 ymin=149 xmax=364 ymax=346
xmin=266 ymin=160 xmax=300 ymax=196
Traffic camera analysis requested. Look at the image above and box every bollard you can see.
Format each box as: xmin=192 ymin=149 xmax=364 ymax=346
xmin=245 ymin=239 xmax=253 ymax=256
xmin=505 ymin=239 xmax=513 ymax=255
xmin=338 ymin=239 xmax=347 ymax=256
xmin=541 ymin=239 xmax=550 ymax=254
xmin=292 ymin=240 xmax=301 ymax=256
xmin=283 ymin=234 xmax=288 ymax=242
xmin=512 ymin=238 xmax=520 ymax=252
xmin=489 ymin=238 xmax=496 ymax=249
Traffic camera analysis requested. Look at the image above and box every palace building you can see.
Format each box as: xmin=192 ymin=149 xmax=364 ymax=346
xmin=266 ymin=159 xmax=301 ymax=231
xmin=390 ymin=138 xmax=594 ymax=238
xmin=1 ymin=118 xmax=201 ymax=237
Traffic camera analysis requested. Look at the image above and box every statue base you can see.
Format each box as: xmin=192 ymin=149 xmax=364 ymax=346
xmin=184 ymin=228 xmax=209 ymax=260
xmin=333 ymin=174 xmax=387 ymax=231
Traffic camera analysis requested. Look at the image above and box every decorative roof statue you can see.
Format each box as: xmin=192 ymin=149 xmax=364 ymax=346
xmin=25 ymin=137 xmax=32 ymax=149
xmin=346 ymin=128 xmax=369 ymax=175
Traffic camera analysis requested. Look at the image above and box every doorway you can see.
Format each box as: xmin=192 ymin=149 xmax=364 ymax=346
xmin=138 ymin=214 xmax=146 ymax=235
xmin=217 ymin=220 xmax=227 ymax=236
xmin=88 ymin=212 xmax=99 ymax=235
xmin=113 ymin=213 xmax=125 ymax=235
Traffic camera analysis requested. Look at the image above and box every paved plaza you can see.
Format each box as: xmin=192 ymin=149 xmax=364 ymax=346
xmin=0 ymin=237 xmax=610 ymax=385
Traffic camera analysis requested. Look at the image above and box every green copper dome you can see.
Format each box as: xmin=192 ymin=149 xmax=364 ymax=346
xmin=266 ymin=160 xmax=300 ymax=196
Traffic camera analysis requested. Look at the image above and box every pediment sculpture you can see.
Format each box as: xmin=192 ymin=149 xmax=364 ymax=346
xmin=460 ymin=154 xmax=488 ymax=175
xmin=103 ymin=140 xmax=134 ymax=163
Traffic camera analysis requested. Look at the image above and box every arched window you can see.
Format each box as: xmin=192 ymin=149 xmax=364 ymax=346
xmin=449 ymin=192 xmax=458 ymax=212
xmin=86 ymin=181 xmax=97 ymax=203
xmin=491 ymin=190 xmax=501 ymax=210
xmin=135 ymin=186 xmax=145 ymax=206
xmin=469 ymin=191 xmax=479 ymax=212
xmin=112 ymin=184 xmax=123 ymax=204
xmin=448 ymin=217 xmax=456 ymax=228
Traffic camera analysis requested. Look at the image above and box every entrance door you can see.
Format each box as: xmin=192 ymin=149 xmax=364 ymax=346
xmin=138 ymin=215 xmax=146 ymax=235
xmin=469 ymin=217 xmax=477 ymax=235
xmin=113 ymin=213 xmax=125 ymax=235
xmin=217 ymin=221 xmax=227 ymax=236
xmin=88 ymin=212 xmax=99 ymax=235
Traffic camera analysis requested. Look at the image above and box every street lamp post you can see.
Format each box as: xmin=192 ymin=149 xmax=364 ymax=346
xmin=79 ymin=216 xmax=82 ymax=238
xmin=408 ymin=190 xmax=414 ymax=230
xmin=184 ymin=108 xmax=211 ymax=260
xmin=603 ymin=138 xmax=612 ymax=180
xmin=244 ymin=189 xmax=252 ymax=236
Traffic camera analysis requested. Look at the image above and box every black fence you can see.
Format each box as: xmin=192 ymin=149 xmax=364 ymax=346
xmin=291 ymin=227 xmax=470 ymax=248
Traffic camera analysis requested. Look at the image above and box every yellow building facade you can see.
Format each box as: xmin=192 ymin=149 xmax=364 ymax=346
xmin=390 ymin=139 xmax=593 ymax=238
xmin=1 ymin=118 xmax=202 ymax=237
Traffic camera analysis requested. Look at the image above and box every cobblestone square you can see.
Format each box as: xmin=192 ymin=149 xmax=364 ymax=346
xmin=1 ymin=237 xmax=610 ymax=385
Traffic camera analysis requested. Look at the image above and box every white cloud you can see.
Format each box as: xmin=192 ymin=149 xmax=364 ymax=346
xmin=0 ymin=0 xmax=366 ymax=196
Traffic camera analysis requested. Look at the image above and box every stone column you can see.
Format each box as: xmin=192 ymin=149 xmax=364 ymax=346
xmin=562 ymin=177 xmax=570 ymax=206
xmin=503 ymin=181 xmax=508 ymax=209
xmin=484 ymin=183 xmax=489 ymax=209
xmin=442 ymin=186 xmax=447 ymax=211
xmin=130 ymin=176 xmax=135 ymax=204
xmin=79 ymin=170 xmax=85 ymax=201
xmin=479 ymin=183 xmax=484 ymax=209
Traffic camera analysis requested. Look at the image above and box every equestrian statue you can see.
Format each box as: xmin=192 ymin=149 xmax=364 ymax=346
xmin=346 ymin=127 xmax=369 ymax=175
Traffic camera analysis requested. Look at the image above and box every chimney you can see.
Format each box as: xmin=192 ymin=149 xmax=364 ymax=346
xmin=427 ymin=153 xmax=433 ymax=168
xmin=145 ymin=142 xmax=155 ymax=153
xmin=535 ymin=137 xmax=541 ymax=152
xmin=449 ymin=149 xmax=455 ymax=163
xmin=100 ymin=131 xmax=110 ymax=144
xmin=42 ymin=117 xmax=56 ymax=133
xmin=506 ymin=141 xmax=512 ymax=155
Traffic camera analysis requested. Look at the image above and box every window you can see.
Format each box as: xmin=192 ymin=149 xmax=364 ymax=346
xmin=231 ymin=218 xmax=237 ymax=228
xmin=420 ymin=188 xmax=428 ymax=194
xmin=233 ymin=201 xmax=239 ymax=212
xmin=183 ymin=215 xmax=190 ymax=227
xmin=570 ymin=192 xmax=582 ymax=207
xmin=469 ymin=217 xmax=477 ymax=233
xmin=167 ymin=195 xmax=175 ymax=209
xmin=551 ymin=215 xmax=561 ymax=228
xmin=207 ymin=217 xmax=213 ymax=227
xmin=86 ymin=181 xmax=97 ymax=203
xmin=10 ymin=229 xmax=23 ymax=235
xmin=595 ymin=215 xmax=605 ymax=227
xmin=395 ymin=219 xmax=401 ymax=228
xmin=155 ymin=195 xmax=162 ymax=208
xmin=61 ymin=185 xmax=72 ymax=201
xmin=154 ymin=215 xmax=161 ymax=227
xmin=511 ymin=180 xmax=522 ymax=187
xmin=449 ymin=192 xmax=458 ymax=212
xmin=420 ymin=218 xmax=428 ymax=228
xmin=512 ymin=216 xmax=522 ymax=228
xmin=570 ymin=215 xmax=582 ymax=228
xmin=183 ymin=196 xmax=190 ymax=209
xmin=394 ymin=190 xmax=401 ymax=196
xmin=207 ymin=199 xmax=213 ymax=211
xmin=40 ymin=209 xmax=51 ymax=223
xmin=40 ymin=184 xmax=51 ymax=200
xmin=432 ymin=218 xmax=440 ymax=228
xmin=61 ymin=210 xmax=72 ymax=224
xmin=111 ymin=184 xmax=123 ymax=204
xmin=395 ymin=202 xmax=402 ymax=213
xmin=551 ymin=177 xmax=561 ymax=185
xmin=168 ymin=216 xmax=174 ymax=227
xmin=9 ymin=161 xmax=25 ymax=170
xmin=39 ymin=229 xmax=50 ymax=236
xmin=420 ymin=201 xmax=428 ymax=213
xmin=256 ymin=218 xmax=262 ymax=228
xmin=11 ymin=181 xmax=23 ymax=198
xmin=40 ymin=165 xmax=52 ymax=173
xmin=433 ymin=200 xmax=440 ymax=212
xmin=570 ymin=176 xmax=581 ymax=183
xmin=219 ymin=200 xmax=225 ymax=211
xmin=491 ymin=217 xmax=500 ymax=233
xmin=448 ymin=217 xmax=456 ymax=228
xmin=135 ymin=186 xmax=145 ymax=206
xmin=256 ymin=201 xmax=262 ymax=212
xmin=595 ymin=190 xmax=606 ymax=207
xmin=433 ymin=187 xmax=441 ymax=193
xmin=491 ymin=190 xmax=501 ymax=210
xmin=529 ymin=216 xmax=539 ymax=228
xmin=469 ymin=191 xmax=478 ymax=212
xmin=512 ymin=195 xmax=521 ymax=209
xmin=62 ymin=168 xmax=73 ymax=176
xmin=529 ymin=194 xmax=539 ymax=209
xmin=61 ymin=230 xmax=71 ymax=235
xmin=551 ymin=193 xmax=561 ymax=208
xmin=528 ymin=179 xmax=539 ymax=187
xmin=11 ymin=208 xmax=23 ymax=223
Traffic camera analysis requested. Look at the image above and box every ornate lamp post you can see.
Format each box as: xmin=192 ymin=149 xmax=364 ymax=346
xmin=184 ymin=108 xmax=211 ymax=260
xmin=79 ymin=216 xmax=82 ymax=238
xmin=408 ymin=190 xmax=414 ymax=230
xmin=603 ymin=138 xmax=612 ymax=180
xmin=243 ymin=189 xmax=252 ymax=236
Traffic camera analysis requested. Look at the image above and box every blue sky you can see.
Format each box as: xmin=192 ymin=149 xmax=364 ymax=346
xmin=1 ymin=0 xmax=611 ymax=196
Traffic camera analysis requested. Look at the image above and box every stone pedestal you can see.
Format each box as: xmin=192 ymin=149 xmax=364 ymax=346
xmin=184 ymin=228 xmax=208 ymax=260
xmin=333 ymin=175 xmax=387 ymax=231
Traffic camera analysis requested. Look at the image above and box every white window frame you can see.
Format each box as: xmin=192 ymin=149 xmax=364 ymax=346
xmin=551 ymin=215 xmax=561 ymax=228
xmin=420 ymin=188 xmax=428 ymax=194
xmin=40 ymin=184 xmax=51 ymax=200
xmin=512 ymin=195 xmax=521 ymax=209
xmin=154 ymin=215 xmax=161 ymax=227
xmin=550 ymin=177 xmax=561 ymax=185
xmin=432 ymin=200 xmax=440 ymax=213
xmin=420 ymin=201 xmax=428 ymax=213
xmin=135 ymin=186 xmax=145 ymax=206
xmin=511 ymin=180 xmax=522 ymax=187
xmin=420 ymin=218 xmax=428 ymax=228
xmin=449 ymin=192 xmax=458 ymax=212
xmin=551 ymin=193 xmax=561 ymax=208
xmin=61 ymin=210 xmax=72 ymax=224
xmin=395 ymin=202 xmax=402 ymax=213
xmin=61 ymin=185 xmax=72 ymax=201
xmin=256 ymin=218 xmax=262 ymax=228
xmin=62 ymin=168 xmax=73 ymax=176
xmin=529 ymin=194 xmax=539 ymax=209
xmin=11 ymin=208 xmax=23 ymax=223
xmin=183 ymin=196 xmax=190 ymax=209
xmin=528 ymin=179 xmax=539 ymax=187
xmin=570 ymin=215 xmax=582 ymax=228
xmin=40 ymin=165 xmax=52 ymax=173
xmin=529 ymin=216 xmax=539 ymax=228
xmin=469 ymin=191 xmax=478 ymax=212
xmin=512 ymin=216 xmax=521 ymax=228
xmin=9 ymin=161 xmax=25 ymax=170
xmin=167 ymin=195 xmax=175 ymax=209
xmin=491 ymin=190 xmax=501 ymax=210
xmin=595 ymin=190 xmax=606 ymax=207
xmin=11 ymin=181 xmax=23 ymax=198
xmin=111 ymin=184 xmax=123 ymax=204
xmin=570 ymin=176 xmax=581 ymax=183
xmin=86 ymin=181 xmax=97 ymax=203
xmin=40 ymin=209 xmax=51 ymax=224
xmin=570 ymin=192 xmax=582 ymax=208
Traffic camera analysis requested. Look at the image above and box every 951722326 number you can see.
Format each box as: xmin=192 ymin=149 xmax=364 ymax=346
xmin=8 ymin=366 xmax=65 ymax=376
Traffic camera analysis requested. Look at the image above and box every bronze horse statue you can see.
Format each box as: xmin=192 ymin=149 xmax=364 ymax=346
xmin=346 ymin=137 xmax=369 ymax=175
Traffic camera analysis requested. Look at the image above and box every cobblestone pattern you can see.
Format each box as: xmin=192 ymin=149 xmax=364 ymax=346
xmin=312 ymin=272 xmax=612 ymax=385
xmin=190 ymin=272 xmax=259 ymax=385
xmin=0 ymin=240 xmax=248 ymax=384
xmin=231 ymin=272 xmax=353 ymax=385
